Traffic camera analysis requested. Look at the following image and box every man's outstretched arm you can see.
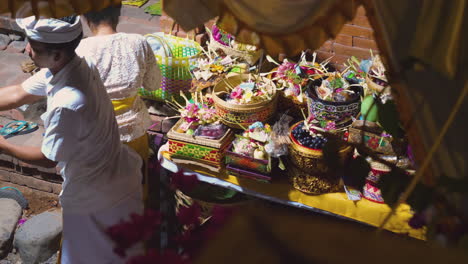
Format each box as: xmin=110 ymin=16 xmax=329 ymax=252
xmin=0 ymin=136 xmax=57 ymax=168
xmin=0 ymin=84 xmax=43 ymax=111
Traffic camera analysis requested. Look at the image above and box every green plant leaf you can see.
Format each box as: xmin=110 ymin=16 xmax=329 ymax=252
xmin=378 ymin=169 xmax=409 ymax=207
xmin=347 ymin=156 xmax=371 ymax=190
xmin=330 ymin=77 xmax=344 ymax=89
xmin=377 ymin=101 xmax=402 ymax=138
xmin=319 ymin=120 xmax=327 ymax=128
xmin=361 ymin=95 xmax=379 ymax=122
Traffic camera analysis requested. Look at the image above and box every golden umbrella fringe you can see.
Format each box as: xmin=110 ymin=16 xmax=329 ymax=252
xmin=2 ymin=0 xmax=122 ymax=18
xmin=7 ymin=0 xmax=15 ymax=17
xmin=47 ymin=0 xmax=57 ymax=18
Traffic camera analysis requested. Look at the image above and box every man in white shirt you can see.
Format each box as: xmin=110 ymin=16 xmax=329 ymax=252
xmin=0 ymin=16 xmax=144 ymax=263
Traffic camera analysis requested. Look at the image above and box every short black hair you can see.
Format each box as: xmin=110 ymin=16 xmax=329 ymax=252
xmin=84 ymin=5 xmax=122 ymax=28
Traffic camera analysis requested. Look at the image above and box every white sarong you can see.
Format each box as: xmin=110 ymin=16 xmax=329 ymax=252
xmin=61 ymin=189 xmax=144 ymax=264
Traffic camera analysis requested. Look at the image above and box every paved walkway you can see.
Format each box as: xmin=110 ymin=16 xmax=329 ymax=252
xmin=0 ymin=1 xmax=161 ymax=84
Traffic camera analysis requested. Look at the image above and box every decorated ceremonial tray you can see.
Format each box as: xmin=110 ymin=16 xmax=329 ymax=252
xmin=225 ymin=144 xmax=270 ymax=175
xmin=167 ymin=118 xmax=234 ymax=168
xmin=225 ymin=121 xmax=285 ymax=182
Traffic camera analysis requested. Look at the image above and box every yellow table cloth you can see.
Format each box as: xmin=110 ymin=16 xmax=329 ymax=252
xmin=160 ymin=146 xmax=425 ymax=240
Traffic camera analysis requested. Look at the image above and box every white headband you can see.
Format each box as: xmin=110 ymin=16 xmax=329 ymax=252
xmin=16 ymin=16 xmax=82 ymax=44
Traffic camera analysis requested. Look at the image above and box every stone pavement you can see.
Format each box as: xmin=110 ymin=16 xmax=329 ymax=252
xmin=0 ymin=46 xmax=31 ymax=87
xmin=118 ymin=0 xmax=161 ymax=35
xmin=0 ymin=199 xmax=22 ymax=259
xmin=79 ymin=0 xmax=161 ymax=37
xmin=14 ymin=210 xmax=62 ymax=263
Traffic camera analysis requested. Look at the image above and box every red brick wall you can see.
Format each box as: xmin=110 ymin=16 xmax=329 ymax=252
xmin=316 ymin=6 xmax=379 ymax=71
xmin=160 ymin=6 xmax=379 ymax=70
xmin=159 ymin=13 xmax=207 ymax=44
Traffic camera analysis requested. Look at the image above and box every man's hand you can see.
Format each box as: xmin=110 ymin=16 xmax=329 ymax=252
xmin=0 ymin=135 xmax=7 ymax=146
xmin=0 ymin=135 xmax=8 ymax=154
xmin=0 ymin=84 xmax=43 ymax=111
xmin=0 ymin=136 xmax=57 ymax=168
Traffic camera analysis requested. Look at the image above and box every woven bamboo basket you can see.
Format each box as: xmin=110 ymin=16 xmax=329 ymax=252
xmin=212 ymin=74 xmax=278 ymax=129
xmin=288 ymin=121 xmax=353 ymax=194
xmin=167 ymin=119 xmax=234 ymax=167
xmin=207 ymin=27 xmax=263 ymax=65
xmin=305 ymin=78 xmax=362 ymax=128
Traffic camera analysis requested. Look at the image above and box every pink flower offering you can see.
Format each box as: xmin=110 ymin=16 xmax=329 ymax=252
xmin=230 ymin=87 xmax=243 ymax=99
xmin=292 ymin=84 xmax=301 ymax=96
xmin=185 ymin=103 xmax=199 ymax=115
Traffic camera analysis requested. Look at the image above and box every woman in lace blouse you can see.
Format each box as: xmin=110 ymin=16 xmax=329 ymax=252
xmin=76 ymin=5 xmax=160 ymax=203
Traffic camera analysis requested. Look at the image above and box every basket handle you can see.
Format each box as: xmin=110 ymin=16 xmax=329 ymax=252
xmin=145 ymin=33 xmax=173 ymax=57
xmin=186 ymin=30 xmax=196 ymax=41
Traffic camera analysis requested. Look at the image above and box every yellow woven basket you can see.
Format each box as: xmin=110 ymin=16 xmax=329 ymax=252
xmin=212 ymin=74 xmax=278 ymax=129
